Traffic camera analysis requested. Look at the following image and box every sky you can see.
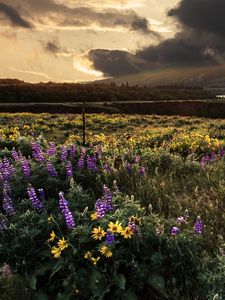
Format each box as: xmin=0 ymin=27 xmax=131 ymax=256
xmin=0 ymin=0 xmax=224 ymax=82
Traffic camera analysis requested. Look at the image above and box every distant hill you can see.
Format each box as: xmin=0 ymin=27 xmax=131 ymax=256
xmin=99 ymin=65 xmax=225 ymax=88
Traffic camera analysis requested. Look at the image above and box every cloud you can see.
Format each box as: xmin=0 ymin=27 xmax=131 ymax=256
xmin=168 ymin=0 xmax=225 ymax=37
xmin=0 ymin=0 xmax=153 ymax=34
xmin=41 ymin=38 xmax=75 ymax=57
xmin=85 ymin=0 xmax=225 ymax=76
xmin=0 ymin=2 xmax=32 ymax=28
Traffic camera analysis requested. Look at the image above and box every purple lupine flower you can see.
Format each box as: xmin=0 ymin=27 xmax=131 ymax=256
xmin=103 ymin=186 xmax=112 ymax=212
xmin=38 ymin=188 xmax=45 ymax=201
xmin=194 ymin=216 xmax=203 ymax=235
xmin=126 ymin=163 xmax=132 ymax=173
xmin=32 ymin=142 xmax=45 ymax=162
xmin=2 ymin=188 xmax=15 ymax=216
xmin=66 ymin=161 xmax=73 ymax=178
xmin=46 ymin=142 xmax=57 ymax=157
xmin=139 ymin=166 xmax=145 ymax=176
xmin=78 ymin=156 xmax=85 ymax=170
xmin=27 ymin=184 xmax=44 ymax=212
xmin=21 ymin=157 xmax=31 ymax=177
xmin=46 ymin=161 xmax=58 ymax=177
xmin=95 ymin=198 xmax=106 ymax=219
xmin=106 ymin=230 xmax=115 ymax=245
xmin=59 ymin=192 xmax=75 ymax=229
xmin=69 ymin=144 xmax=76 ymax=158
xmin=171 ymin=226 xmax=179 ymax=236
xmin=2 ymin=263 xmax=12 ymax=278
xmin=60 ymin=146 xmax=67 ymax=161
xmin=11 ymin=149 xmax=20 ymax=161
xmin=0 ymin=158 xmax=15 ymax=181
xmin=128 ymin=221 xmax=141 ymax=236
xmin=87 ymin=155 xmax=98 ymax=172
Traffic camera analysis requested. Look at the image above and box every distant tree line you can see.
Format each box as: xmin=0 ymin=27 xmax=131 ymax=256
xmin=0 ymin=79 xmax=214 ymax=103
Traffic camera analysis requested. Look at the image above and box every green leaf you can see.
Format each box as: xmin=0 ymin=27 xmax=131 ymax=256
xmin=147 ymin=273 xmax=167 ymax=298
xmin=26 ymin=274 xmax=37 ymax=290
xmin=114 ymin=273 xmax=126 ymax=290
xmin=50 ymin=262 xmax=64 ymax=279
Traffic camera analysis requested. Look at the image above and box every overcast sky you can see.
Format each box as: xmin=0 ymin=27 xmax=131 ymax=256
xmin=0 ymin=0 xmax=224 ymax=82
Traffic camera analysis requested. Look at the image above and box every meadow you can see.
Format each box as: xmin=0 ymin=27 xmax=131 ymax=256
xmin=0 ymin=113 xmax=225 ymax=299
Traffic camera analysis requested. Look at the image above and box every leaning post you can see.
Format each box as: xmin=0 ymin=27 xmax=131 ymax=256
xmin=82 ymin=101 xmax=86 ymax=146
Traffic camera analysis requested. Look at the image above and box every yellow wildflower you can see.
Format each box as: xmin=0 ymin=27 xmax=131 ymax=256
xmin=91 ymin=256 xmax=100 ymax=266
xmin=51 ymin=246 xmax=61 ymax=259
xmin=129 ymin=216 xmax=141 ymax=226
xmin=57 ymin=237 xmax=69 ymax=251
xmin=100 ymin=245 xmax=113 ymax=258
xmin=108 ymin=221 xmax=123 ymax=233
xmin=91 ymin=227 xmax=106 ymax=240
xmin=48 ymin=215 xmax=53 ymax=223
xmin=91 ymin=212 xmax=98 ymax=220
xmin=84 ymin=251 xmax=92 ymax=260
xmin=48 ymin=230 xmax=56 ymax=242
xmin=121 ymin=226 xmax=134 ymax=239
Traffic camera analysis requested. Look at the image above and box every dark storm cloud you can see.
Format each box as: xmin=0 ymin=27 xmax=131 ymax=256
xmin=0 ymin=0 xmax=152 ymax=33
xmin=0 ymin=2 xmax=32 ymax=28
xmin=168 ymin=0 xmax=225 ymax=37
xmin=88 ymin=49 xmax=149 ymax=76
xmin=87 ymin=0 xmax=225 ymax=76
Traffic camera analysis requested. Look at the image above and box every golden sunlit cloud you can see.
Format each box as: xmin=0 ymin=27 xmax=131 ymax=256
xmin=73 ymin=53 xmax=104 ymax=78
xmin=56 ymin=0 xmax=145 ymax=9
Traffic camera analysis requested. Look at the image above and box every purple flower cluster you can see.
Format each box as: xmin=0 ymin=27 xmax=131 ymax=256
xmin=60 ymin=146 xmax=67 ymax=161
xmin=194 ymin=216 xmax=203 ymax=235
xmin=126 ymin=163 xmax=132 ymax=173
xmin=21 ymin=157 xmax=31 ymax=177
xmin=139 ymin=166 xmax=145 ymax=176
xmin=95 ymin=185 xmax=112 ymax=219
xmin=66 ymin=161 xmax=73 ymax=178
xmin=69 ymin=144 xmax=76 ymax=158
xmin=46 ymin=142 xmax=56 ymax=157
xmin=0 ymin=158 xmax=15 ymax=182
xmin=87 ymin=155 xmax=98 ymax=172
xmin=38 ymin=188 xmax=45 ymax=201
xmin=59 ymin=192 xmax=75 ymax=229
xmin=3 ymin=188 xmax=15 ymax=216
xmin=27 ymin=184 xmax=44 ymax=212
xmin=46 ymin=161 xmax=58 ymax=177
xmin=171 ymin=226 xmax=180 ymax=236
xmin=106 ymin=230 xmax=115 ymax=245
xmin=11 ymin=149 xmax=20 ymax=161
xmin=200 ymin=148 xmax=225 ymax=168
xmin=128 ymin=221 xmax=141 ymax=236
xmin=32 ymin=142 xmax=45 ymax=163
xmin=78 ymin=156 xmax=85 ymax=170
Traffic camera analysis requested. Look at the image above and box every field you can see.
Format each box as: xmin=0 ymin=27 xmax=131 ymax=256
xmin=0 ymin=113 xmax=225 ymax=300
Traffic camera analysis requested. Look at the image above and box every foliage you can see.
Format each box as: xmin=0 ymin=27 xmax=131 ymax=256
xmin=0 ymin=113 xmax=225 ymax=299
